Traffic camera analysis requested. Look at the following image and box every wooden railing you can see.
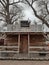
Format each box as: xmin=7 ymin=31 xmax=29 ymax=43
xmin=0 ymin=46 xmax=18 ymax=48
xmin=0 ymin=46 xmax=19 ymax=59
xmin=29 ymin=46 xmax=49 ymax=48
xmin=29 ymin=46 xmax=49 ymax=53
xmin=0 ymin=46 xmax=19 ymax=53
xmin=0 ymin=46 xmax=49 ymax=60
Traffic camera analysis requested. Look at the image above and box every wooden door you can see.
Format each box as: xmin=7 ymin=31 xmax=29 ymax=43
xmin=20 ymin=35 xmax=28 ymax=53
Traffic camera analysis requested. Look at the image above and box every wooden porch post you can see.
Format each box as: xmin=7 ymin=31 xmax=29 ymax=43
xmin=28 ymin=33 xmax=30 ymax=55
xmin=4 ymin=33 xmax=7 ymax=46
xmin=18 ymin=34 xmax=20 ymax=53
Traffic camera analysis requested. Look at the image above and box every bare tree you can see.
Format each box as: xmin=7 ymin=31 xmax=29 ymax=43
xmin=22 ymin=0 xmax=49 ymax=28
xmin=0 ymin=0 xmax=49 ymax=28
xmin=0 ymin=0 xmax=22 ymax=25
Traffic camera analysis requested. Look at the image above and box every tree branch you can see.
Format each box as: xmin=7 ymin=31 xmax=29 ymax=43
xmin=10 ymin=13 xmax=18 ymax=21
xmin=10 ymin=10 xmax=21 ymax=20
xmin=0 ymin=19 xmax=3 ymax=21
xmin=45 ymin=3 xmax=49 ymax=14
xmin=12 ymin=15 xmax=21 ymax=24
xmin=0 ymin=12 xmax=6 ymax=16
xmin=3 ymin=0 xmax=7 ymax=5
xmin=0 ymin=0 xmax=6 ymax=8
xmin=25 ymin=0 xmax=49 ymax=27
xmin=9 ymin=1 xmax=21 ymax=5
xmin=31 ymin=0 xmax=33 ymax=5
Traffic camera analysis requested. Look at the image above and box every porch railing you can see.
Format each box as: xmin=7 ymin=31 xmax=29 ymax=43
xmin=0 ymin=46 xmax=19 ymax=49
xmin=0 ymin=46 xmax=49 ymax=60
xmin=0 ymin=46 xmax=19 ymax=53
xmin=29 ymin=46 xmax=49 ymax=53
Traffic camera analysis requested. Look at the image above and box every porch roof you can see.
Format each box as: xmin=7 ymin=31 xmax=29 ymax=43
xmin=0 ymin=32 xmax=46 ymax=35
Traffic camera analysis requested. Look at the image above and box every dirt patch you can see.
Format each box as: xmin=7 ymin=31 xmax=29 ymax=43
xmin=0 ymin=60 xmax=49 ymax=65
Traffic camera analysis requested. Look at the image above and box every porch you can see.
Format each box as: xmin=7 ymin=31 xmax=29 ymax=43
xmin=0 ymin=33 xmax=49 ymax=60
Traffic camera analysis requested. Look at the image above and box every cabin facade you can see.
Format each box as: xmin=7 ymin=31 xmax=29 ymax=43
xmin=0 ymin=20 xmax=48 ymax=59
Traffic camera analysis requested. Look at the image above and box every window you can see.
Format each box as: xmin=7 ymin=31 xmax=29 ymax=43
xmin=20 ymin=21 xmax=30 ymax=27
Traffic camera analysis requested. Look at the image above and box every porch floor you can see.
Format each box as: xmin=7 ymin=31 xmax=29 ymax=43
xmin=0 ymin=53 xmax=49 ymax=60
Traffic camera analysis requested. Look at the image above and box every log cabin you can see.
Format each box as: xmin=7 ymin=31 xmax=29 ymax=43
xmin=0 ymin=20 xmax=48 ymax=58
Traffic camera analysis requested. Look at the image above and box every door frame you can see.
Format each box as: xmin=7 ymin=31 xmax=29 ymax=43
xmin=19 ymin=34 xmax=29 ymax=53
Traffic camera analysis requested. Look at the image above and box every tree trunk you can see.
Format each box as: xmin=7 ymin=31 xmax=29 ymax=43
xmin=5 ymin=0 xmax=11 ymax=24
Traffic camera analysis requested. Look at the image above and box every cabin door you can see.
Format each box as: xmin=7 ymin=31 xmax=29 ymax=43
xmin=20 ymin=35 xmax=28 ymax=53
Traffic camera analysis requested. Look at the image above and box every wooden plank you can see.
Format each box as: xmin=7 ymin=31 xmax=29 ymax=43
xmin=0 ymin=51 xmax=19 ymax=53
xmin=29 ymin=51 xmax=49 ymax=53
xmin=28 ymin=33 xmax=30 ymax=53
xmin=29 ymin=46 xmax=49 ymax=49
xmin=0 ymin=46 xmax=19 ymax=48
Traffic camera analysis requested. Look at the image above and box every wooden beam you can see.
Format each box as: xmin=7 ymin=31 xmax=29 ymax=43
xmin=28 ymin=33 xmax=30 ymax=54
xmin=18 ymin=34 xmax=20 ymax=53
